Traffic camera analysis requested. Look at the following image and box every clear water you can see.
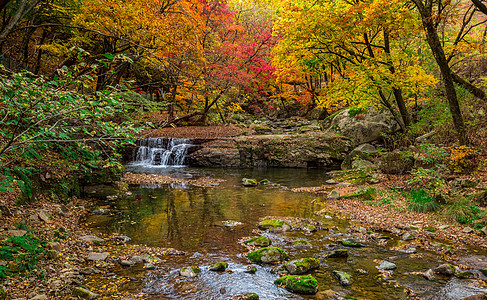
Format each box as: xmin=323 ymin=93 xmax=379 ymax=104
xmin=87 ymin=168 xmax=487 ymax=299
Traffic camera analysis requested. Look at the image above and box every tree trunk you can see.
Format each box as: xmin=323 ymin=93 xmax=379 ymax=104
xmin=412 ymin=0 xmax=469 ymax=145
xmin=451 ymin=72 xmax=486 ymax=99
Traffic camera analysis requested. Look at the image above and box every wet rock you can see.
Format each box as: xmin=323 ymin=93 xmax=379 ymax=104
xmin=244 ymin=266 xmax=257 ymax=274
xmin=377 ymin=261 xmax=397 ymax=271
xmin=258 ymin=219 xmax=291 ymax=232
xmin=456 ymin=271 xmax=475 ymax=279
xmin=86 ymin=252 xmax=109 ymax=261
xmin=208 ymin=262 xmax=228 ymax=272
xmin=274 ymin=275 xmax=318 ymax=295
xmin=315 ymin=290 xmax=338 ymax=299
xmin=113 ymin=235 xmax=131 ymax=243
xmin=180 ymin=266 xmax=201 ymax=278
xmin=423 ymin=269 xmax=435 ymax=281
xmin=292 ymin=240 xmax=312 ymax=249
xmin=284 ymin=258 xmax=320 ymax=275
xmin=326 ymin=249 xmax=349 ymax=258
xmin=130 ymin=255 xmax=150 ymax=264
xmin=72 ymin=287 xmax=97 ymax=299
xmin=222 ymin=220 xmax=243 ymax=227
xmin=119 ymin=260 xmax=135 ymax=267
xmin=7 ymin=230 xmax=27 ymax=237
xmin=244 ymin=236 xmax=271 ymax=247
xmin=144 ymin=263 xmax=156 ymax=270
xmin=339 ymin=239 xmax=365 ymax=248
xmin=327 ymin=190 xmax=340 ymax=200
xmin=232 ymin=293 xmax=259 ymax=300
xmin=242 ymin=178 xmax=258 ymax=187
xmin=332 ymin=270 xmax=351 ymax=286
xmin=399 ymin=247 xmax=417 ymax=254
xmin=402 ymin=232 xmax=416 ymax=241
xmin=79 ymin=235 xmax=104 ymax=243
xmin=246 ymin=247 xmax=289 ymax=263
xmin=433 ymin=264 xmax=456 ymax=276
xmin=305 ymin=224 xmax=317 ymax=232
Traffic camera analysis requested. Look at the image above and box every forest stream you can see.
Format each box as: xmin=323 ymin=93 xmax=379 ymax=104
xmin=85 ymin=167 xmax=487 ymax=300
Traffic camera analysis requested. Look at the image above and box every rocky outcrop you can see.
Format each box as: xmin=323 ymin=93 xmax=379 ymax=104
xmin=321 ymin=108 xmax=400 ymax=146
xmin=187 ymin=132 xmax=351 ymax=169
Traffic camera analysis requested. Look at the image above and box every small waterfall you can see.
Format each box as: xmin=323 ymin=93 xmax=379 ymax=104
xmin=132 ymin=138 xmax=192 ymax=167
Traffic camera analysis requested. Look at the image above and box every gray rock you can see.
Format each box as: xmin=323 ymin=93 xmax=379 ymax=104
xmin=327 ymin=190 xmax=340 ymax=200
xmin=332 ymin=270 xmax=351 ymax=286
xmin=29 ymin=214 xmax=40 ymax=223
xmin=402 ymin=232 xmax=416 ymax=241
xmin=144 ymin=263 xmax=156 ymax=270
xmin=284 ymin=258 xmax=320 ymax=275
xmin=433 ymin=264 xmax=455 ymax=276
xmin=180 ymin=266 xmax=201 ymax=278
xmin=423 ymin=269 xmax=435 ymax=280
xmin=377 ymin=261 xmax=397 ymax=271
xmin=463 ymin=227 xmax=474 ymax=234
xmin=326 ymin=249 xmax=349 ymax=258
xmin=38 ymin=210 xmax=51 ymax=223
xmin=482 ymin=227 xmax=487 ymax=236
xmin=119 ymin=260 xmax=135 ymax=267
xmin=86 ymin=252 xmax=109 ymax=261
xmin=7 ymin=230 xmax=27 ymax=237
xmin=351 ymin=159 xmax=377 ymax=170
xmin=79 ymin=235 xmax=104 ymax=243
xmin=30 ymin=295 xmax=48 ymax=300
xmin=242 ymin=178 xmax=258 ymax=187
xmin=130 ymin=255 xmax=151 ymax=264
xmin=72 ymin=287 xmax=97 ymax=299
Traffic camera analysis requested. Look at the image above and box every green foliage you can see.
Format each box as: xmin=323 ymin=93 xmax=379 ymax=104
xmin=0 ymin=234 xmax=48 ymax=279
xmin=407 ymin=189 xmax=440 ymax=213
xmin=406 ymin=167 xmax=446 ymax=194
xmin=443 ymin=197 xmax=485 ymax=225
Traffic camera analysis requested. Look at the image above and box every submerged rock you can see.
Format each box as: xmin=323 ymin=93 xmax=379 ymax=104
xmin=326 ymin=249 xmax=349 ymax=258
xmin=433 ymin=264 xmax=456 ymax=276
xmin=246 ymin=247 xmax=289 ymax=263
xmin=423 ymin=269 xmax=435 ymax=281
xmin=292 ymin=240 xmax=312 ymax=249
xmin=208 ymin=262 xmax=228 ymax=272
xmin=332 ymin=270 xmax=351 ymax=286
xmin=180 ymin=266 xmax=201 ymax=278
xmin=244 ymin=266 xmax=257 ymax=274
xmin=258 ymin=219 xmax=291 ymax=232
xmin=244 ymin=236 xmax=271 ymax=247
xmin=339 ymin=239 xmax=365 ymax=248
xmin=232 ymin=293 xmax=260 ymax=299
xmin=377 ymin=261 xmax=397 ymax=271
xmin=274 ymin=275 xmax=318 ymax=295
xmin=284 ymin=258 xmax=320 ymax=275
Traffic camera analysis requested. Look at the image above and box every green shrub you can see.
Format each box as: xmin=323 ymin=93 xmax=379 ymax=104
xmin=407 ymin=189 xmax=440 ymax=213
xmin=0 ymin=234 xmax=48 ymax=279
xmin=443 ymin=197 xmax=485 ymax=225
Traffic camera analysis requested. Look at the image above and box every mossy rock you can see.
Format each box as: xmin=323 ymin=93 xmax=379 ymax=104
xmin=242 ymin=178 xmax=258 ymax=187
xmin=339 ymin=239 xmax=365 ymax=248
xmin=455 ymin=271 xmax=475 ymax=279
xmin=246 ymin=247 xmax=289 ymax=263
xmin=258 ymin=219 xmax=291 ymax=232
xmin=326 ymin=249 xmax=349 ymax=258
xmin=244 ymin=236 xmax=271 ymax=247
xmin=284 ymin=258 xmax=320 ymax=275
xmin=244 ymin=266 xmax=257 ymax=274
xmin=260 ymin=179 xmax=270 ymax=184
xmin=342 ymin=187 xmax=376 ymax=200
xmin=208 ymin=262 xmax=228 ymax=272
xmin=232 ymin=292 xmax=259 ymax=300
xmin=292 ymin=240 xmax=312 ymax=249
xmin=332 ymin=270 xmax=351 ymax=286
xmin=180 ymin=266 xmax=201 ymax=277
xmin=306 ymin=224 xmax=317 ymax=232
xmin=424 ymin=226 xmax=437 ymax=233
xmin=72 ymin=287 xmax=98 ymax=299
xmin=274 ymin=275 xmax=318 ymax=295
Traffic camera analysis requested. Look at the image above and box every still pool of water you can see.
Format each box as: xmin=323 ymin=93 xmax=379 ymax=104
xmin=87 ymin=168 xmax=487 ymax=299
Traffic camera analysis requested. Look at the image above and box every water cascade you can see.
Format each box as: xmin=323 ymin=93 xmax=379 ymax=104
xmin=132 ymin=138 xmax=192 ymax=167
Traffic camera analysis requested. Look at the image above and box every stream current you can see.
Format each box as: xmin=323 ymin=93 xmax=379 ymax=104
xmin=87 ymin=166 xmax=487 ymax=299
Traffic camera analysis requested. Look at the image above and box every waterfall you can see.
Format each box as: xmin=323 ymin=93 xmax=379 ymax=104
xmin=132 ymin=138 xmax=192 ymax=167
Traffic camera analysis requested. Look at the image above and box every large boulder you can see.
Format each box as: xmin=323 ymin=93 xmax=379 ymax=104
xmin=379 ymin=151 xmax=414 ymax=174
xmin=322 ymin=108 xmax=400 ymax=146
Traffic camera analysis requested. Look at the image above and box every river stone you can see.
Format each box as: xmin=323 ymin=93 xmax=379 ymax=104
xmin=292 ymin=240 xmax=312 ymax=249
xmin=377 ymin=261 xmax=397 ymax=271
xmin=327 ymin=190 xmax=340 ymax=200
xmin=144 ymin=263 xmax=156 ymax=270
xmin=180 ymin=266 xmax=201 ymax=277
xmin=7 ymin=230 xmax=27 ymax=237
xmin=423 ymin=269 xmax=435 ymax=280
xmin=456 ymin=271 xmax=475 ymax=279
xmin=244 ymin=236 xmax=271 ymax=247
xmin=258 ymin=219 xmax=291 ymax=232
xmin=402 ymin=232 xmax=416 ymax=241
xmin=245 ymin=266 xmax=257 ymax=274
xmin=72 ymin=287 xmax=97 ymax=299
xmin=284 ymin=258 xmax=320 ymax=275
xmin=352 ymin=159 xmax=377 ymax=170
xmin=463 ymin=227 xmax=474 ymax=234
xmin=119 ymin=260 xmax=135 ymax=267
xmin=246 ymin=247 xmax=289 ymax=263
xmin=80 ymin=235 xmax=105 ymax=243
xmin=339 ymin=239 xmax=365 ymax=248
xmin=232 ymin=293 xmax=259 ymax=300
xmin=242 ymin=178 xmax=258 ymax=187
xmin=208 ymin=262 xmax=228 ymax=271
xmin=38 ymin=210 xmax=51 ymax=223
xmin=87 ymin=252 xmax=109 ymax=261
xmin=274 ymin=275 xmax=318 ymax=295
xmin=130 ymin=255 xmax=151 ymax=264
xmin=332 ymin=270 xmax=351 ymax=286
xmin=30 ymin=295 xmax=48 ymax=300
xmin=433 ymin=264 xmax=456 ymax=276
xmin=326 ymin=249 xmax=349 ymax=258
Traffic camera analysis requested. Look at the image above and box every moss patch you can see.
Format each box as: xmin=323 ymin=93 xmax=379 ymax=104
xmin=244 ymin=236 xmax=271 ymax=247
xmin=246 ymin=247 xmax=289 ymax=263
xmin=274 ymin=275 xmax=318 ymax=295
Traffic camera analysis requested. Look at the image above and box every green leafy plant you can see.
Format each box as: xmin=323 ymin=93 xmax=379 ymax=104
xmin=443 ymin=197 xmax=486 ymax=225
xmin=407 ymin=189 xmax=440 ymax=213
xmin=0 ymin=234 xmax=48 ymax=279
